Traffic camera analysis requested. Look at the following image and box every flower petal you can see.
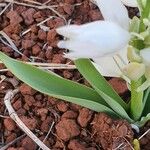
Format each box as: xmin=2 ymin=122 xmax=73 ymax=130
xmin=57 ymin=21 xmax=130 ymax=59
xmin=91 ymin=0 xmax=129 ymax=30
xmin=56 ymin=25 xmax=80 ymax=38
xmin=93 ymin=57 xmax=122 ymax=77
xmin=121 ymin=0 xmax=138 ymax=7
xmin=92 ymin=48 xmax=128 ymax=77
xmin=140 ymin=48 xmax=150 ymax=66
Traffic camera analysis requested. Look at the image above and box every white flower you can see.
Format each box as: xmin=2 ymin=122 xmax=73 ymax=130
xmin=56 ymin=0 xmax=131 ymax=77
xmin=57 ymin=21 xmax=130 ymax=59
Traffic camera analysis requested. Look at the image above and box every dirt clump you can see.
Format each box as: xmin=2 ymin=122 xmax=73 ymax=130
xmin=21 ymin=8 xmax=36 ymax=25
xmin=109 ymin=78 xmax=128 ymax=95
xmin=57 ymin=101 xmax=69 ymax=112
xmin=19 ymin=83 xmax=36 ymax=95
xmin=21 ymin=137 xmax=37 ymax=150
xmin=3 ymin=118 xmax=16 ymax=131
xmin=91 ymin=113 xmax=133 ymax=150
xmin=6 ymin=10 xmax=23 ymax=25
xmin=62 ymin=110 xmax=78 ymax=119
xmin=20 ymin=116 xmax=37 ymax=130
xmin=56 ymin=118 xmax=80 ymax=141
xmin=38 ymin=29 xmax=47 ymax=41
xmin=68 ymin=139 xmax=87 ymax=150
xmin=77 ymin=108 xmax=93 ymax=127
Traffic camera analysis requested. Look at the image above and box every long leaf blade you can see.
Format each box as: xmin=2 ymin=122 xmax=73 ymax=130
xmin=75 ymin=59 xmax=128 ymax=110
xmin=0 ymin=52 xmax=117 ymax=115
xmin=142 ymin=88 xmax=150 ymax=116
xmin=74 ymin=59 xmax=133 ymax=122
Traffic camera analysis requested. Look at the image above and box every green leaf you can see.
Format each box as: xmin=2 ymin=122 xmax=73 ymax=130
xmin=0 ymin=52 xmax=117 ymax=116
xmin=130 ymin=79 xmax=144 ymax=121
xmin=135 ymin=113 xmax=150 ymax=127
xmin=75 ymin=59 xmax=133 ymax=122
xmin=142 ymin=87 xmax=150 ymax=116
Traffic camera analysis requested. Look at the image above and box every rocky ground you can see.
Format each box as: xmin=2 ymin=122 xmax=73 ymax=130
xmin=0 ymin=0 xmax=150 ymax=150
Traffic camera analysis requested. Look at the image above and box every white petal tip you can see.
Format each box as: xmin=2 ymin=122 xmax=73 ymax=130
xmin=56 ymin=27 xmax=64 ymax=35
xmin=57 ymin=41 xmax=66 ymax=49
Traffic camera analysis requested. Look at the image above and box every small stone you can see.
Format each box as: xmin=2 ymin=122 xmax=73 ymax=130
xmin=48 ymin=97 xmax=58 ymax=105
xmin=6 ymin=133 xmax=17 ymax=143
xmin=7 ymin=10 xmax=23 ymax=25
xmin=20 ymin=116 xmax=37 ymax=130
xmin=38 ymin=29 xmax=47 ymax=40
xmin=68 ymin=139 xmax=86 ymax=150
xmin=108 ymin=78 xmax=128 ymax=95
xmin=64 ymin=0 xmax=75 ymax=4
xmin=4 ymin=118 xmax=16 ymax=131
xmin=56 ymin=118 xmax=80 ymax=141
xmin=21 ymin=137 xmax=37 ymax=150
xmin=57 ymin=101 xmax=69 ymax=112
xmin=63 ymin=4 xmax=74 ymax=15
xmin=24 ymin=95 xmax=35 ymax=106
xmin=33 ymin=11 xmax=43 ymax=19
xmin=41 ymin=117 xmax=53 ymax=133
xmin=4 ymin=24 xmax=21 ymax=34
xmin=89 ymin=10 xmax=102 ymax=21
xmin=37 ymin=108 xmax=48 ymax=120
xmin=19 ymin=84 xmax=36 ymax=95
xmin=13 ymin=100 xmax=22 ymax=110
xmin=54 ymin=18 xmax=65 ymax=28
xmin=22 ymin=39 xmax=35 ymax=50
xmin=77 ymin=108 xmax=93 ymax=127
xmin=52 ymin=54 xmax=66 ymax=64
xmin=47 ymin=29 xmax=57 ymax=44
xmin=63 ymin=70 xmax=73 ymax=79
xmin=62 ymin=111 xmax=78 ymax=119
xmin=32 ymin=44 xmax=41 ymax=55
xmin=22 ymin=8 xmax=36 ymax=25
xmin=30 ymin=25 xmax=38 ymax=33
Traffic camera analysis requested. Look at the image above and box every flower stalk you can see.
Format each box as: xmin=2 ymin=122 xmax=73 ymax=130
xmin=130 ymin=79 xmax=144 ymax=121
xmin=130 ymin=0 xmax=150 ymax=121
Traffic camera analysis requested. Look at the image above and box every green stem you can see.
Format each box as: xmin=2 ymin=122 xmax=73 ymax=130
xmin=136 ymin=0 xmax=150 ymax=49
xmin=130 ymin=79 xmax=143 ymax=121
xmin=139 ymin=0 xmax=150 ymax=32
xmin=130 ymin=0 xmax=150 ymax=120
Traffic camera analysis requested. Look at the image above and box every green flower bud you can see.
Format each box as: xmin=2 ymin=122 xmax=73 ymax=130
xmin=129 ymin=16 xmax=140 ymax=33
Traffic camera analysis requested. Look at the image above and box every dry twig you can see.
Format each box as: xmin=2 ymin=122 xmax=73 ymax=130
xmin=0 ymin=61 xmax=76 ymax=72
xmin=0 ymin=114 xmax=9 ymax=119
xmin=138 ymin=128 xmax=150 ymax=140
xmin=21 ymin=16 xmax=55 ymax=36
xmin=0 ymin=134 xmax=25 ymax=150
xmin=0 ymin=3 xmax=11 ymax=16
xmin=0 ymin=75 xmax=6 ymax=83
xmin=4 ymin=90 xmax=51 ymax=150
xmin=38 ymin=121 xmax=55 ymax=150
xmin=0 ymin=3 xmax=7 ymax=7
xmin=0 ymin=31 xmax=30 ymax=59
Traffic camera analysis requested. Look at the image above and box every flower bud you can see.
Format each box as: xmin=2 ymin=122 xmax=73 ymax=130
xmin=123 ymin=62 xmax=145 ymax=81
xmin=127 ymin=46 xmax=142 ymax=62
